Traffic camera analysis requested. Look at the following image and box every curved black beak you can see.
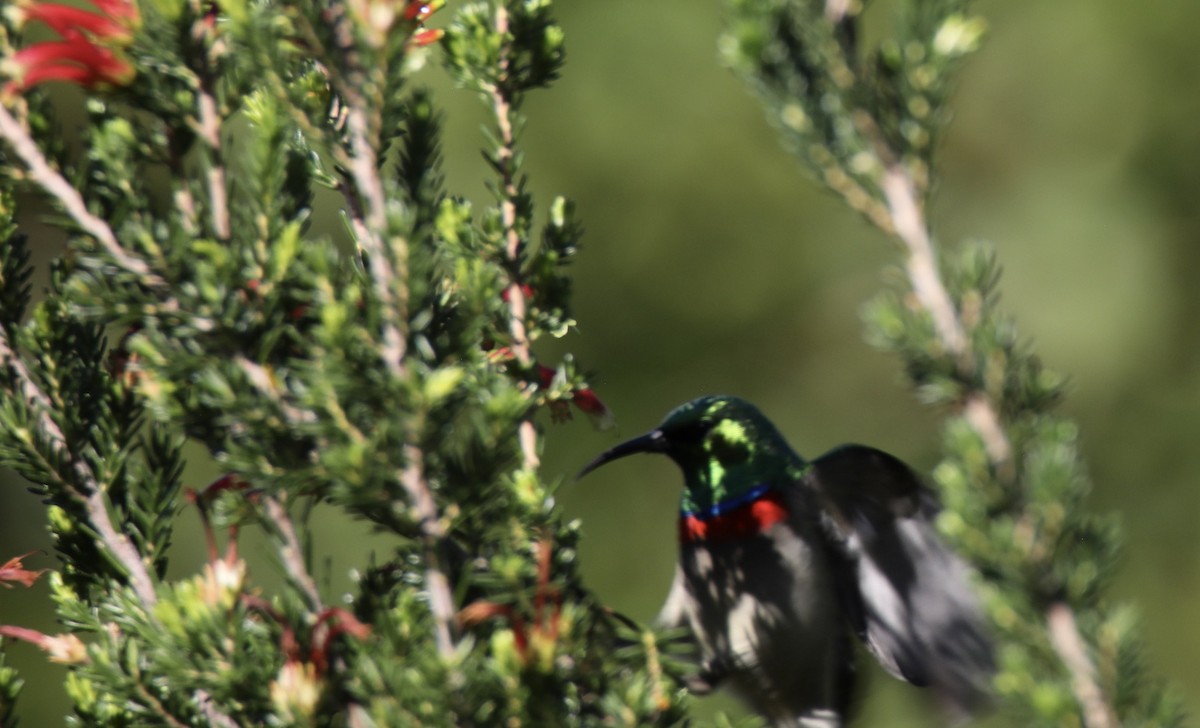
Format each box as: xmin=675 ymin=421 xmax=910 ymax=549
xmin=577 ymin=430 xmax=668 ymax=480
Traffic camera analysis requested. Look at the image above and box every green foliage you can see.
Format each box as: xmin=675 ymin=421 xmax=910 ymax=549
xmin=0 ymin=642 xmax=20 ymax=728
xmin=444 ymin=0 xmax=565 ymax=99
xmin=0 ymin=0 xmax=682 ymax=725
xmin=724 ymin=0 xmax=1185 ymax=725
xmin=722 ymin=0 xmax=985 ymax=222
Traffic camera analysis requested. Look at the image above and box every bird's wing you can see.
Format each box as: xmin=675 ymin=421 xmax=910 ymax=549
xmin=804 ymin=444 xmax=994 ymax=717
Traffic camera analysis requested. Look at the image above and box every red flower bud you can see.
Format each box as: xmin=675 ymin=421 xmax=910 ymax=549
xmin=410 ymin=28 xmax=444 ymax=47
xmin=403 ymin=0 xmax=442 ymax=22
xmin=403 ymin=1 xmax=430 ymax=21
xmin=535 ymin=364 xmax=556 ymax=388
xmin=500 ymin=283 xmax=534 ymax=303
xmin=534 ymin=364 xmax=615 ymax=430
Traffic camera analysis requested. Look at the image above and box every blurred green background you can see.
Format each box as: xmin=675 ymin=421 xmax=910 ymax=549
xmin=4 ymin=0 xmax=1200 ymax=723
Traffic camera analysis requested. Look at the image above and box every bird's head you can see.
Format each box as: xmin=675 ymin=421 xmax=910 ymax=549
xmin=579 ymin=395 xmax=801 ymax=513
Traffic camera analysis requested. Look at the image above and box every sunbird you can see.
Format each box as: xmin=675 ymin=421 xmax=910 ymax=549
xmin=580 ymin=395 xmax=993 ymax=727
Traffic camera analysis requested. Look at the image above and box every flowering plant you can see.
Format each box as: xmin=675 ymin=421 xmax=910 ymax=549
xmin=0 ymin=0 xmax=674 ymax=725
xmin=3 ymin=0 xmax=137 ymax=94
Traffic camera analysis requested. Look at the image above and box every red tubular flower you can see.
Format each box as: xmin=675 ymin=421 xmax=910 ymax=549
xmin=570 ymin=387 xmax=615 ymax=430
xmin=398 ymin=0 xmax=442 ymax=49
xmin=0 ymin=552 xmax=46 ymax=588
xmin=9 ymin=41 xmax=134 ymax=88
xmin=185 ymin=474 xmax=254 ymax=563
xmin=403 ymin=0 xmax=442 ymax=22
xmin=535 ymin=364 xmax=615 ymax=430
xmin=193 ymin=473 xmax=252 ymax=502
xmin=410 ymin=28 xmax=444 ymax=47
xmin=535 ymin=364 xmax=557 ymax=389
xmin=484 ymin=285 xmax=614 ymax=428
xmin=9 ymin=61 xmax=96 ymax=89
xmin=4 ymin=0 xmax=138 ymax=94
xmin=400 ymin=0 xmax=444 ymax=46
xmin=0 ymin=625 xmax=88 ymax=664
xmin=500 ymin=283 xmax=534 ymax=303
xmin=485 ymin=345 xmax=515 ymax=364
xmin=458 ymin=538 xmax=565 ymax=671
xmin=18 ymin=4 xmax=132 ymax=42
xmin=459 ymin=601 xmax=529 ymax=658
xmin=89 ymin=0 xmax=139 ymax=25
xmin=403 ymin=2 xmax=429 ymax=21
xmin=310 ymin=608 xmax=371 ymax=673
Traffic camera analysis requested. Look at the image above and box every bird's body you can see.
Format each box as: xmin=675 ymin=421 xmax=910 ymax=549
xmin=668 ymin=494 xmax=851 ymax=727
xmin=580 ymin=396 xmax=993 ymax=727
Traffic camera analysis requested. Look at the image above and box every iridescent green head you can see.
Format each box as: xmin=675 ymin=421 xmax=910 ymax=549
xmin=579 ymin=395 xmax=803 ymax=514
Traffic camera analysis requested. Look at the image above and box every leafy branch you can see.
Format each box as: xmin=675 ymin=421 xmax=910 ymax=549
xmin=722 ymin=0 xmax=1183 ymax=725
xmin=0 ymin=0 xmax=686 ymax=725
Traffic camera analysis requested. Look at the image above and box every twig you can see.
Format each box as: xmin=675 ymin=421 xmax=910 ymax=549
xmin=0 ymin=105 xmax=162 ymax=286
xmin=263 ymin=495 xmax=323 ymax=612
xmin=235 ymin=356 xmax=317 ymax=426
xmin=878 ymin=160 xmax=1114 ymax=725
xmin=490 ymin=4 xmax=540 ymax=471
xmin=879 ymin=166 xmax=968 ymax=358
xmin=0 ymin=327 xmax=157 ymax=607
xmin=400 ymin=444 xmax=456 ymax=658
xmin=334 ymin=100 xmax=456 ymax=664
xmin=195 ymin=85 xmax=230 ymax=240
xmin=963 ymin=393 xmax=1014 ymax=481
xmin=347 ymin=704 xmax=372 ymax=728
xmin=641 ymin=630 xmax=667 ymax=712
xmin=299 ymin=0 xmax=407 ymax=378
xmin=313 ymin=10 xmax=449 ymax=655
xmin=343 ymin=104 xmax=409 ymax=379
xmin=1048 ymin=602 xmax=1118 ymax=728
xmin=133 ymin=683 xmax=190 ymax=728
xmin=880 ymin=165 xmax=1015 ymax=481
xmin=173 ymin=186 xmax=199 ymax=235
xmin=193 ymin=690 xmax=239 ymax=728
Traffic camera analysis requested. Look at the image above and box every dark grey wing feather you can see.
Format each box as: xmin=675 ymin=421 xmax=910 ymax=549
xmin=806 ymin=445 xmax=994 ymax=718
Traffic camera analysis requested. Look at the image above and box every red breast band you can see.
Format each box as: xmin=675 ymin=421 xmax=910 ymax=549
xmin=679 ymin=488 xmax=789 ymax=543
